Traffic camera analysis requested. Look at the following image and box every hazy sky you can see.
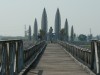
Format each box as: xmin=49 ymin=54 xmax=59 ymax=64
xmin=0 ymin=0 xmax=100 ymax=36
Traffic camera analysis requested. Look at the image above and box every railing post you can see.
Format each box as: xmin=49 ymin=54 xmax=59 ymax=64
xmin=94 ymin=41 xmax=99 ymax=74
xmin=9 ymin=42 xmax=16 ymax=75
xmin=91 ymin=40 xmax=100 ymax=75
xmin=91 ymin=40 xmax=95 ymax=70
xmin=1 ymin=43 xmax=7 ymax=75
xmin=16 ymin=41 xmax=24 ymax=73
xmin=97 ymin=41 xmax=100 ymax=75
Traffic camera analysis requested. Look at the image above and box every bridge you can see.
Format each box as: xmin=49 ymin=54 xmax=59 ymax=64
xmin=0 ymin=40 xmax=100 ymax=75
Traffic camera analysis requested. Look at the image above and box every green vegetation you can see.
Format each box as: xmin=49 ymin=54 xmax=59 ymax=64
xmin=60 ymin=28 xmax=65 ymax=41
xmin=39 ymin=29 xmax=45 ymax=40
xmin=79 ymin=45 xmax=91 ymax=50
xmin=78 ymin=34 xmax=87 ymax=41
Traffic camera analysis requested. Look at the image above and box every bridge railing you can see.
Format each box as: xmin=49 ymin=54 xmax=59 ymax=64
xmin=0 ymin=40 xmax=24 ymax=75
xmin=0 ymin=40 xmax=46 ymax=75
xmin=23 ymin=41 xmax=46 ymax=67
xmin=58 ymin=40 xmax=100 ymax=75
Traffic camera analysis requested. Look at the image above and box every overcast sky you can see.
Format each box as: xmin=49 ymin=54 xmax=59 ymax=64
xmin=0 ymin=0 xmax=100 ymax=36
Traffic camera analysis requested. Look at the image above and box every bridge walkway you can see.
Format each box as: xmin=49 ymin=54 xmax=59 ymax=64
xmin=27 ymin=43 xmax=90 ymax=75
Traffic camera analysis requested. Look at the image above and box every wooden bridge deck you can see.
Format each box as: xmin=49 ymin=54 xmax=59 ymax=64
xmin=27 ymin=44 xmax=91 ymax=75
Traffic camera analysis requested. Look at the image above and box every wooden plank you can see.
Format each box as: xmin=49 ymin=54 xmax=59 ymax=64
xmin=27 ymin=44 xmax=92 ymax=75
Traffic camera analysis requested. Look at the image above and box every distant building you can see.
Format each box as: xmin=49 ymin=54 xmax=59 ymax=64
xmin=28 ymin=25 xmax=32 ymax=40
xmin=64 ymin=19 xmax=69 ymax=41
xmin=41 ymin=8 xmax=48 ymax=40
xmin=34 ymin=18 xmax=38 ymax=41
xmin=55 ymin=8 xmax=61 ymax=41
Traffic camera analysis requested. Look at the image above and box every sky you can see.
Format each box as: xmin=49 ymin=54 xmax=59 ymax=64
xmin=0 ymin=0 xmax=100 ymax=36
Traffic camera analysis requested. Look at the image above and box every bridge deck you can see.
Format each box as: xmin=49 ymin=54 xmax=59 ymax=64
xmin=27 ymin=44 xmax=90 ymax=75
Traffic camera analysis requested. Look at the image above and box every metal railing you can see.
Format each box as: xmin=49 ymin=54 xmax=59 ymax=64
xmin=58 ymin=40 xmax=100 ymax=75
xmin=0 ymin=40 xmax=46 ymax=75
